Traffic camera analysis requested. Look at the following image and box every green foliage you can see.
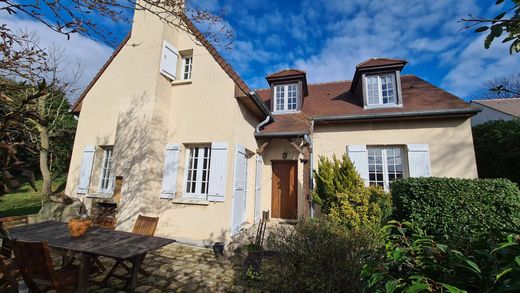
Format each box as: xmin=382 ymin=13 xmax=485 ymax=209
xmin=265 ymin=217 xmax=380 ymax=293
xmin=312 ymin=154 xmax=392 ymax=229
xmin=471 ymin=0 xmax=520 ymax=54
xmin=362 ymin=221 xmax=481 ymax=293
xmin=490 ymin=234 xmax=520 ymax=292
xmin=391 ymin=177 xmax=520 ymax=250
xmin=472 ymin=119 xmax=520 ymax=185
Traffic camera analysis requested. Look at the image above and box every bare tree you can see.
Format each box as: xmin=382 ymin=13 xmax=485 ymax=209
xmin=472 ymin=72 xmax=520 ymax=100
xmin=0 ymin=0 xmax=232 ymax=47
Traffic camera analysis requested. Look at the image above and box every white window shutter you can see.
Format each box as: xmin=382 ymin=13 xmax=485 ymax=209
xmin=347 ymin=145 xmax=369 ymax=186
xmin=109 ymin=176 xmax=116 ymax=194
xmin=160 ymin=41 xmax=178 ymax=80
xmin=160 ymin=144 xmax=181 ymax=199
xmin=254 ymin=155 xmax=263 ymax=223
xmin=407 ymin=144 xmax=432 ymax=177
xmin=77 ymin=145 xmax=96 ymax=194
xmin=208 ymin=142 xmax=228 ymax=202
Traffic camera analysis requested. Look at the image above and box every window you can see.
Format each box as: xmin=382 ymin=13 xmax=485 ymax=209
xmin=365 ymin=74 xmax=396 ymax=106
xmin=184 ymin=146 xmax=211 ymax=198
xmin=182 ymin=56 xmax=192 ymax=80
xmin=368 ymin=146 xmax=403 ymax=190
xmin=99 ymin=147 xmax=113 ymax=192
xmin=273 ymin=83 xmax=299 ymax=112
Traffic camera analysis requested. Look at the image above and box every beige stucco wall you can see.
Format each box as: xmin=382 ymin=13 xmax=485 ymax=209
xmin=256 ymin=138 xmax=307 ymax=220
xmin=312 ymin=117 xmax=478 ymax=178
xmin=66 ymin=8 xmax=260 ymax=245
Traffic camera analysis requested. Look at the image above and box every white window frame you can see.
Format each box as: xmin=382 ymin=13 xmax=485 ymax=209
xmin=183 ymin=145 xmax=211 ymax=199
xmin=273 ymin=83 xmax=299 ymax=113
xmin=368 ymin=146 xmax=405 ymax=191
xmin=98 ymin=147 xmax=113 ymax=193
xmin=181 ymin=55 xmax=192 ymax=80
xmin=365 ymin=74 xmax=397 ymax=107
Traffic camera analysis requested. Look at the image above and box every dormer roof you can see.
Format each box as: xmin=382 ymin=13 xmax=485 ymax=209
xmin=356 ymin=58 xmax=407 ymax=70
xmin=266 ymin=68 xmax=309 ymax=96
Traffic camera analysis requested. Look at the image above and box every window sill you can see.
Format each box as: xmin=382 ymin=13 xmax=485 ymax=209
xmin=272 ymin=110 xmax=301 ymax=115
xmin=172 ymin=198 xmax=210 ymax=206
xmin=363 ymin=104 xmax=402 ymax=110
xmin=87 ymin=192 xmax=113 ymax=199
xmin=171 ymin=79 xmax=192 ymax=86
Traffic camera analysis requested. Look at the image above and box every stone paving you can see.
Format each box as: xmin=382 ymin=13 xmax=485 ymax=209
xmin=86 ymin=243 xmax=261 ymax=293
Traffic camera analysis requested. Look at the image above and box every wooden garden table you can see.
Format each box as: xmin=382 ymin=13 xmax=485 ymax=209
xmin=7 ymin=220 xmax=175 ymax=292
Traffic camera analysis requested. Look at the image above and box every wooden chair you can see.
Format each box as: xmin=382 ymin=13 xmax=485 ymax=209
xmin=12 ymin=239 xmax=79 ymax=293
xmin=102 ymin=215 xmax=158 ymax=285
xmin=92 ymin=216 xmax=116 ymax=230
xmin=0 ymin=254 xmax=19 ymax=292
xmin=1 ymin=216 xmax=28 ymax=258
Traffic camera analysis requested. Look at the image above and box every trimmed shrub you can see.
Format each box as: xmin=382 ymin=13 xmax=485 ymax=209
xmin=265 ymin=217 xmax=379 ymax=293
xmin=473 ymin=119 xmax=520 ymax=185
xmin=312 ymin=154 xmax=392 ymax=229
xmin=391 ymin=177 xmax=520 ymax=249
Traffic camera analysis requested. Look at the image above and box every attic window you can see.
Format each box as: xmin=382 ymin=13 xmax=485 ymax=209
xmin=366 ymin=74 xmax=396 ymax=106
xmin=273 ymin=83 xmax=298 ymax=113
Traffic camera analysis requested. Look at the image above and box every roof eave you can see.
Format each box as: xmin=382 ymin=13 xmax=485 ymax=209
xmin=255 ymin=131 xmax=308 ymax=138
xmin=313 ymin=108 xmax=481 ymax=123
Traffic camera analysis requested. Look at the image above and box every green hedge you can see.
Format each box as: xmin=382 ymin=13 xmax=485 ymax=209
xmin=391 ymin=177 xmax=520 ymax=249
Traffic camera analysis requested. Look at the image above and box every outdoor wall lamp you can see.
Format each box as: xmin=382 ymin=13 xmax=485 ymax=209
xmin=282 ymin=152 xmax=287 ymax=159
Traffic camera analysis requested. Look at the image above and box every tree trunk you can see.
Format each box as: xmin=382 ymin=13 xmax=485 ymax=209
xmin=38 ymin=124 xmax=52 ymax=200
xmin=36 ymin=94 xmax=52 ymax=202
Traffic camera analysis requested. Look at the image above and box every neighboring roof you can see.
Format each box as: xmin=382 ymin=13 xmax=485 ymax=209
xmin=255 ymin=75 xmax=478 ymax=134
xmin=71 ymin=33 xmax=131 ymax=113
xmin=356 ymin=58 xmax=408 ymax=69
xmin=71 ymin=14 xmax=251 ymax=114
xmin=266 ymin=69 xmax=306 ymax=78
xmin=471 ymin=98 xmax=520 ymax=117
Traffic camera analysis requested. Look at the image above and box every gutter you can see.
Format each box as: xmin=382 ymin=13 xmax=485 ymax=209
xmin=254 ymin=131 xmax=308 ymax=138
xmin=249 ymin=90 xmax=275 ymax=133
xmin=313 ymin=108 xmax=481 ymax=122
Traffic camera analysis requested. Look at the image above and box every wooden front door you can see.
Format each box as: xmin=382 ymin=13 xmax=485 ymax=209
xmin=271 ymin=161 xmax=297 ymax=219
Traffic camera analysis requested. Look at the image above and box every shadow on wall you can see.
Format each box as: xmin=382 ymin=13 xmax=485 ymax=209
xmin=109 ymin=92 xmax=191 ymax=233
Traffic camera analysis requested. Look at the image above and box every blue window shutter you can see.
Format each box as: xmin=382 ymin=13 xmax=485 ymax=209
xmin=77 ymin=145 xmax=96 ymax=194
xmin=207 ymin=142 xmax=228 ymax=202
xmin=160 ymin=144 xmax=181 ymax=199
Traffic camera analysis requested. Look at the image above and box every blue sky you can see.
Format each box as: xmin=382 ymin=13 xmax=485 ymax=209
xmin=2 ymin=0 xmax=519 ymax=100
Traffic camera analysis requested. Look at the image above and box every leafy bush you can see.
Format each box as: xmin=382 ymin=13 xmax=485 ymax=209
xmin=312 ymin=154 xmax=391 ymax=229
xmin=265 ymin=217 xmax=379 ymax=293
xmin=473 ymin=119 xmax=520 ymax=185
xmin=391 ymin=177 xmax=520 ymax=250
xmin=362 ymin=221 xmax=482 ymax=292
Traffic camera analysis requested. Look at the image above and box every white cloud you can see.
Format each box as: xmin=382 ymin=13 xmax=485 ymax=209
xmin=441 ymin=35 xmax=520 ymax=98
xmin=0 ymin=14 xmax=114 ymax=101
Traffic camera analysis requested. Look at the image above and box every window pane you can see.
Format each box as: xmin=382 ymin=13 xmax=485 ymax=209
xmin=368 ymin=147 xmax=384 ymax=187
xmin=183 ymin=57 xmax=192 ymax=80
xmin=380 ymin=74 xmax=395 ymax=104
xmin=366 ymin=76 xmax=379 ymax=105
xmin=185 ymin=146 xmax=211 ymax=196
xmin=100 ymin=148 xmax=113 ymax=190
xmin=287 ymin=84 xmax=298 ymax=110
xmin=386 ymin=147 xmax=403 ymax=184
xmin=275 ymin=85 xmax=285 ymax=111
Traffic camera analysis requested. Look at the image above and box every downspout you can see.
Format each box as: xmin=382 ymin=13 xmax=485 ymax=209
xmin=256 ymin=115 xmax=270 ymax=133
xmin=304 ymin=120 xmax=315 ymax=217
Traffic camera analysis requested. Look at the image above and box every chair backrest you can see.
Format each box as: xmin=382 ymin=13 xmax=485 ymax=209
xmin=132 ymin=215 xmax=159 ymax=236
xmin=12 ymin=239 xmax=58 ymax=290
xmin=0 ymin=216 xmax=28 ymax=229
xmin=92 ymin=216 xmax=116 ymax=230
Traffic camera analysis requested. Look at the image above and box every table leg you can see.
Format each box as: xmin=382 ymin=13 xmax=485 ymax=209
xmin=127 ymin=255 xmax=144 ymax=293
xmin=77 ymin=253 xmax=92 ymax=293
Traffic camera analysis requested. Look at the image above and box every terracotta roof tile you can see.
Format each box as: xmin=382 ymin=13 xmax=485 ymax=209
xmin=256 ymin=75 xmax=476 ymax=134
xmin=266 ymin=69 xmax=306 ymax=78
xmin=356 ymin=58 xmax=407 ymax=69
xmin=472 ymin=98 xmax=520 ymax=117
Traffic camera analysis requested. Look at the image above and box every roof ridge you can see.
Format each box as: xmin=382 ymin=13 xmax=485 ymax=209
xmin=266 ymin=68 xmax=306 ymax=77
xmin=253 ymin=79 xmax=351 ymax=92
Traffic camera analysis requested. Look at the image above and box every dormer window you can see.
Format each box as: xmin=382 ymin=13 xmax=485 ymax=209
xmin=366 ymin=74 xmax=396 ymax=106
xmin=274 ymin=83 xmax=299 ymax=112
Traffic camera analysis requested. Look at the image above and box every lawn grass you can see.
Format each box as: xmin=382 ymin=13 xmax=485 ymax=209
xmin=0 ymin=178 xmax=66 ymax=218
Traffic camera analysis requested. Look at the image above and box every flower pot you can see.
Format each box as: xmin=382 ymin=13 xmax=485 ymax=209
xmin=68 ymin=218 xmax=92 ymax=237
xmin=212 ymin=242 xmax=225 ymax=255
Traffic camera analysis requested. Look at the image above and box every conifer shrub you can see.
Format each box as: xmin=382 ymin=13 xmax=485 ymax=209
xmin=311 ymin=154 xmax=391 ymax=229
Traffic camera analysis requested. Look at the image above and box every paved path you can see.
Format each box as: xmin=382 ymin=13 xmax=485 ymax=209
xmin=87 ymin=243 xmax=259 ymax=292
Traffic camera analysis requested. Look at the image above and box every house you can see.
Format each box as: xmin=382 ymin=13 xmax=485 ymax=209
xmin=65 ymin=8 xmax=480 ymax=245
xmin=470 ymin=98 xmax=520 ymax=126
